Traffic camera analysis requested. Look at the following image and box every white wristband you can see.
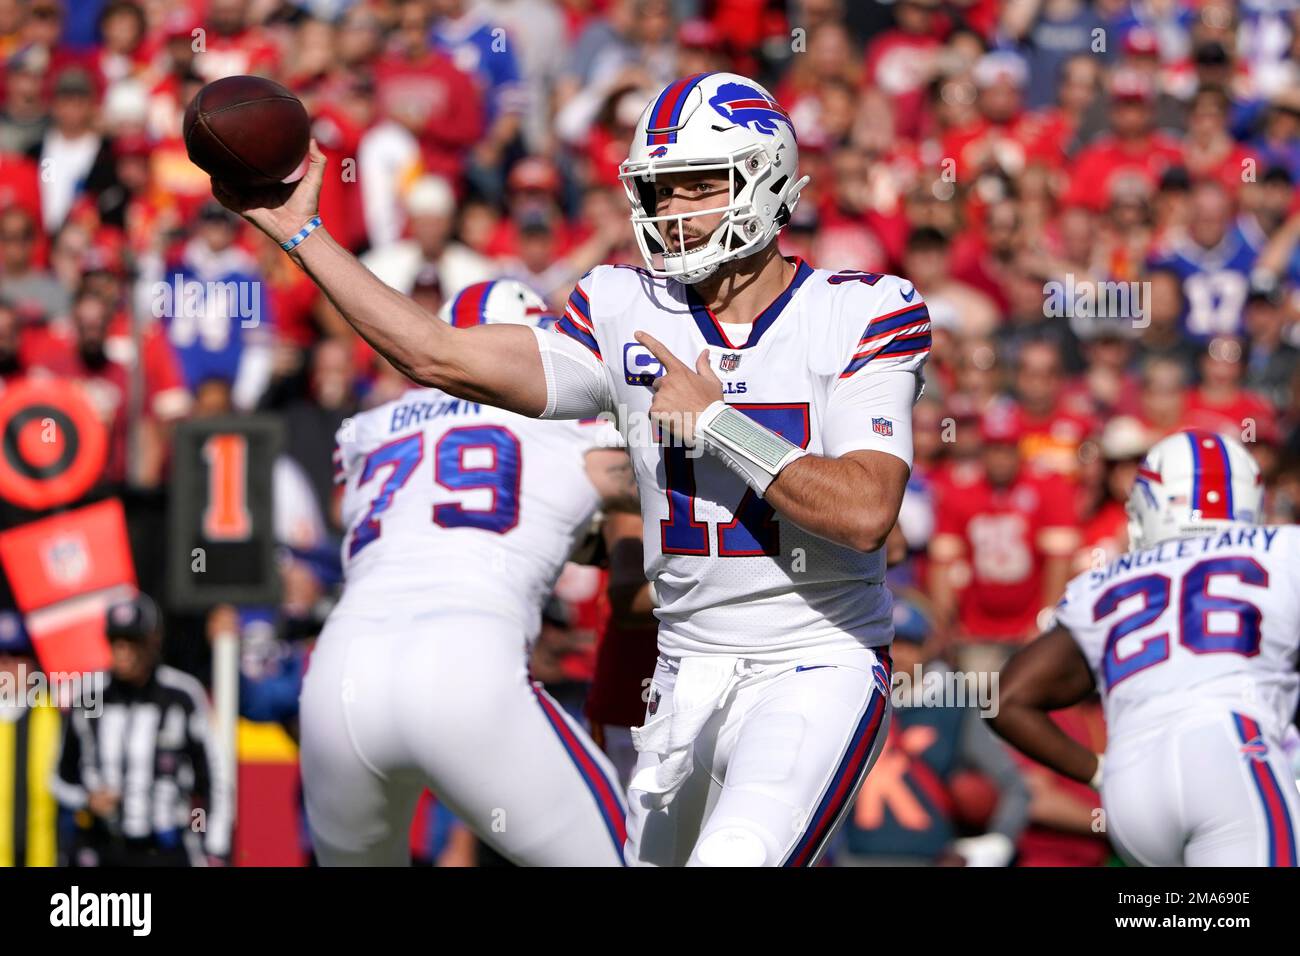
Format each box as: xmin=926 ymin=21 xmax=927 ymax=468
xmin=1089 ymin=753 xmax=1104 ymax=790
xmin=693 ymin=400 xmax=808 ymax=497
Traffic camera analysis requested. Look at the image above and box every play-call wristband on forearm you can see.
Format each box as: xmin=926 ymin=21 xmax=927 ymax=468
xmin=693 ymin=400 xmax=808 ymax=497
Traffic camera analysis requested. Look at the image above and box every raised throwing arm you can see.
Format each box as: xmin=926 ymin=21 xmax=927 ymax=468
xmin=211 ymin=141 xmax=549 ymax=416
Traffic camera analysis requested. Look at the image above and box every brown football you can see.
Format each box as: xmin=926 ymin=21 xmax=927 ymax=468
xmin=183 ymin=75 xmax=310 ymax=186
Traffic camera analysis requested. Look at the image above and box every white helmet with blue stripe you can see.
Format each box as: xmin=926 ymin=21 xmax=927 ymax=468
xmin=1127 ymin=429 xmax=1263 ymax=551
xmin=618 ymin=72 xmax=810 ymax=285
xmin=437 ymin=279 xmax=555 ymax=329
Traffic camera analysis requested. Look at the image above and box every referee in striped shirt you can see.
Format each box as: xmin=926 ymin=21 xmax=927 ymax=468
xmin=52 ymin=594 xmax=233 ymax=867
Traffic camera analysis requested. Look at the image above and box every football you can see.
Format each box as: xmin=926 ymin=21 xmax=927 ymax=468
xmin=183 ymin=75 xmax=311 ymax=186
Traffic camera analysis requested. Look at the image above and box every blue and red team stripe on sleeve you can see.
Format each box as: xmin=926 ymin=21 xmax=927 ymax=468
xmin=840 ymin=302 xmax=931 ymax=378
xmin=555 ymin=283 xmax=602 ymax=359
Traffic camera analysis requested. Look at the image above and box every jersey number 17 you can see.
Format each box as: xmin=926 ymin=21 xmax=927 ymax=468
xmin=661 ymin=403 xmax=809 ymax=558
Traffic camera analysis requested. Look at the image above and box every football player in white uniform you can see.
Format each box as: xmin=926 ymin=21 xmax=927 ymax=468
xmin=217 ymin=72 xmax=928 ymax=866
xmin=991 ymin=430 xmax=1300 ymax=866
xmin=299 ymin=280 xmax=631 ymax=866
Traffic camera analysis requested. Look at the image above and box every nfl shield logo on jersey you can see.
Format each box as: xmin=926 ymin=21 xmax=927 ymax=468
xmin=720 ymin=352 xmax=742 ymax=372
xmin=872 ymin=417 xmax=893 ymax=437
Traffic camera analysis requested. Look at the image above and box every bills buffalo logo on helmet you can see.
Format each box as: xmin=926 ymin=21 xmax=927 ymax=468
xmin=708 ymin=82 xmax=792 ymax=135
xmin=649 ymin=145 xmax=669 ymax=158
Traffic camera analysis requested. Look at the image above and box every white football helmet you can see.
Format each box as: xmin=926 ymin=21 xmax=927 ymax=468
xmin=437 ymin=279 xmax=554 ymax=329
xmin=618 ymin=72 xmax=810 ymax=285
xmin=1127 ymin=430 xmax=1263 ymax=551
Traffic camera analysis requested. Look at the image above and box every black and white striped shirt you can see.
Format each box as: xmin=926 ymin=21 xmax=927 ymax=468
xmin=52 ymin=665 xmax=232 ymax=860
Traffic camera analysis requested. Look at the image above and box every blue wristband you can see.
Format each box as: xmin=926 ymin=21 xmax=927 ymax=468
xmin=280 ymin=215 xmax=322 ymax=252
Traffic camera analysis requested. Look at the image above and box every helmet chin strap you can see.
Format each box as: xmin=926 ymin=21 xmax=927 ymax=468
xmin=667 ymin=260 xmax=720 ymax=285
xmin=664 ymin=230 xmax=772 ymax=285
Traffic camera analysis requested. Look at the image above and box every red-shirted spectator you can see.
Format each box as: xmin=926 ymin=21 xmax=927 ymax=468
xmin=190 ymin=0 xmax=280 ymax=82
xmin=950 ymin=199 xmax=1024 ymax=312
xmin=373 ymin=1 xmax=483 ymax=188
xmin=32 ymin=286 xmax=189 ymax=486
xmin=1075 ymin=315 xmax=1144 ymax=417
xmin=142 ymin=16 xmax=204 ymax=141
xmin=484 ymin=157 xmax=578 ymax=260
xmin=1183 ymin=86 xmax=1257 ymax=196
xmin=0 ymin=150 xmax=42 ymax=232
xmin=308 ymin=78 xmax=373 ymax=254
xmin=1064 ymin=68 xmax=1183 ymax=211
xmin=940 ymin=53 xmax=1065 ymax=184
xmin=1072 ymin=416 xmax=1150 ymax=574
xmin=929 ymin=402 xmax=1079 ymax=670
xmin=903 ymin=226 xmax=998 ymax=339
xmin=1013 ymin=339 xmax=1098 ymax=481
xmin=1183 ymin=336 xmax=1279 ymax=440
xmin=254 ymin=229 xmax=323 ymax=351
xmin=809 ymin=146 xmax=893 ymax=273
xmin=1136 ymin=353 xmax=1191 ymax=439
xmin=91 ymin=1 xmax=153 ymax=86
xmin=864 ymin=0 xmax=947 ymax=142
xmin=1035 ymin=53 xmax=1103 ymax=162
xmin=775 ymin=21 xmax=863 ymax=152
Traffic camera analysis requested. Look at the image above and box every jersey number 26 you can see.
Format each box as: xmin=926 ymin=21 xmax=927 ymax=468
xmin=1092 ymin=556 xmax=1267 ymax=689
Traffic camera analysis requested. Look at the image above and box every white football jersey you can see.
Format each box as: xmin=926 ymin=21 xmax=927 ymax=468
xmin=334 ymin=387 xmax=615 ymax=641
xmin=1055 ymin=525 xmax=1300 ymax=738
xmin=552 ymin=261 xmax=929 ymax=658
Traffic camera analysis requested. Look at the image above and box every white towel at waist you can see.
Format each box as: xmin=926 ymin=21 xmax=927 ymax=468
xmin=629 ymin=656 xmax=744 ymax=810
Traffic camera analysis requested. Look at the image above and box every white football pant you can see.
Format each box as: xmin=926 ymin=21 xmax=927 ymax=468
xmin=299 ymin=609 xmax=626 ymax=866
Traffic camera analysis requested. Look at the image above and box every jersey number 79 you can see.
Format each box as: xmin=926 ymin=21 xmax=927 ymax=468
xmin=348 ymin=425 xmax=522 ymax=558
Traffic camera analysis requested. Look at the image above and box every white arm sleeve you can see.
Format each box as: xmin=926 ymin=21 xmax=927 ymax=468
xmin=822 ymin=369 xmax=919 ymax=467
xmin=531 ymin=325 xmax=616 ymax=419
